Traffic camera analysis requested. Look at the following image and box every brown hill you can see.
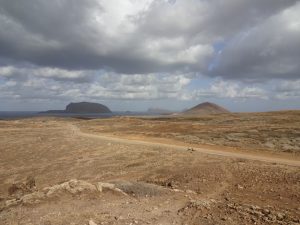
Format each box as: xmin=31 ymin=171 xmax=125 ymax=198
xmin=183 ymin=102 xmax=230 ymax=115
xmin=65 ymin=102 xmax=111 ymax=113
xmin=41 ymin=102 xmax=112 ymax=114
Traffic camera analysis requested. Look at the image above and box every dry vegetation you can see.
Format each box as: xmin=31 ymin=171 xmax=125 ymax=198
xmin=77 ymin=110 xmax=300 ymax=154
xmin=0 ymin=111 xmax=299 ymax=224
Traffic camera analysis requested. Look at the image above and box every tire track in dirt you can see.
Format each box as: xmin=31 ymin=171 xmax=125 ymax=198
xmin=68 ymin=124 xmax=300 ymax=167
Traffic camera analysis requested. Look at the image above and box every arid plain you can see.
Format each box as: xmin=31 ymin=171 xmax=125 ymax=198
xmin=0 ymin=111 xmax=300 ymax=225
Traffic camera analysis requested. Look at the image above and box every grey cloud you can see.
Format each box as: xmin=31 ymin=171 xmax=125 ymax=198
xmin=0 ymin=0 xmax=299 ymax=78
xmin=210 ymin=2 xmax=300 ymax=80
xmin=137 ymin=0 xmax=298 ymax=40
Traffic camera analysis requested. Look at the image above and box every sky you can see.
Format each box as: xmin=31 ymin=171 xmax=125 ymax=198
xmin=0 ymin=0 xmax=299 ymax=112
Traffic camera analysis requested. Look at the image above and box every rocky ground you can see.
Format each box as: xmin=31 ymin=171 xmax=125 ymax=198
xmin=77 ymin=110 xmax=300 ymax=154
xmin=0 ymin=116 xmax=299 ymax=224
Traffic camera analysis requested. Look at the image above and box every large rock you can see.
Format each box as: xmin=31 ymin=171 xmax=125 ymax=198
xmin=65 ymin=102 xmax=111 ymax=113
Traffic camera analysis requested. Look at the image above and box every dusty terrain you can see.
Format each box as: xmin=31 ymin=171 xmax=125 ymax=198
xmin=0 ymin=112 xmax=299 ymax=225
xmin=77 ymin=111 xmax=300 ymax=154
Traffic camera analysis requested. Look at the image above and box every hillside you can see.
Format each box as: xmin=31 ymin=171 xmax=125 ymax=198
xmin=183 ymin=102 xmax=230 ymax=115
xmin=41 ymin=102 xmax=111 ymax=114
xmin=65 ymin=102 xmax=111 ymax=113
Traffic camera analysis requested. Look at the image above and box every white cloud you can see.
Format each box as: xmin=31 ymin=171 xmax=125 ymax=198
xmin=191 ymin=80 xmax=268 ymax=100
xmin=0 ymin=65 xmax=193 ymax=101
xmin=87 ymin=73 xmax=192 ymax=100
xmin=274 ymin=80 xmax=300 ymax=99
xmin=0 ymin=66 xmax=93 ymax=82
xmin=1 ymin=0 xmax=298 ymax=76
xmin=0 ymin=0 xmax=299 ymax=111
xmin=4 ymin=65 xmax=299 ymax=103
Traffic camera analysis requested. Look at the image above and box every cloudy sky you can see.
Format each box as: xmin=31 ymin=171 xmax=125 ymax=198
xmin=0 ymin=0 xmax=299 ymax=112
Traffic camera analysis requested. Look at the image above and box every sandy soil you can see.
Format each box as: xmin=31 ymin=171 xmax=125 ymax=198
xmin=0 ymin=115 xmax=299 ymax=225
xmin=76 ymin=111 xmax=300 ymax=154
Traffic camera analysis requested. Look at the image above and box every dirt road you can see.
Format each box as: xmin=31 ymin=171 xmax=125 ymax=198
xmin=70 ymin=124 xmax=300 ymax=167
xmin=75 ymin=111 xmax=300 ymax=154
xmin=0 ymin=118 xmax=299 ymax=225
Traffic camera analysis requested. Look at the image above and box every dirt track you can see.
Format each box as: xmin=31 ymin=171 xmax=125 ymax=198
xmin=0 ymin=117 xmax=299 ymax=225
xmin=70 ymin=124 xmax=300 ymax=167
xmin=76 ymin=111 xmax=300 ymax=154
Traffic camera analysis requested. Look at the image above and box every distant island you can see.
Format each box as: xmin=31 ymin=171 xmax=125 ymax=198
xmin=147 ymin=107 xmax=174 ymax=115
xmin=40 ymin=102 xmax=112 ymax=114
xmin=183 ymin=102 xmax=230 ymax=115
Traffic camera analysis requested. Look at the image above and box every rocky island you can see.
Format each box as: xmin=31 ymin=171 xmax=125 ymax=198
xmin=41 ymin=102 xmax=112 ymax=114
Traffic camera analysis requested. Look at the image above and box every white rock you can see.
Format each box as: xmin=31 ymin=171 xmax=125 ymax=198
xmin=96 ymin=182 xmax=128 ymax=196
xmin=96 ymin=182 xmax=116 ymax=192
xmin=89 ymin=219 xmax=97 ymax=225
xmin=186 ymin=190 xmax=197 ymax=194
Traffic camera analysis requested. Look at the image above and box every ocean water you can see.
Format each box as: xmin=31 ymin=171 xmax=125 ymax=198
xmin=0 ymin=111 xmax=40 ymax=119
xmin=0 ymin=111 xmax=117 ymax=119
xmin=0 ymin=111 xmax=150 ymax=119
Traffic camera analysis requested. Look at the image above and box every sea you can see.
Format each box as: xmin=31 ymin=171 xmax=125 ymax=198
xmin=0 ymin=111 xmax=152 ymax=120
